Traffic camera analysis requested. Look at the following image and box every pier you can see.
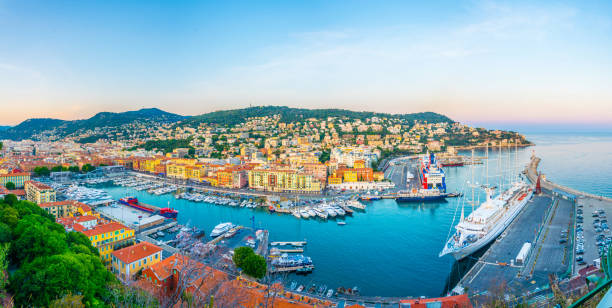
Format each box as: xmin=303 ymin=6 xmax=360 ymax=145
xmin=270 ymin=241 xmax=307 ymax=246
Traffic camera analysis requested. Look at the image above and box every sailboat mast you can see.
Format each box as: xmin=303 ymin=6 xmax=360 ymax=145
xmin=485 ymin=143 xmax=489 ymax=186
xmin=471 ymin=149 xmax=475 ymax=212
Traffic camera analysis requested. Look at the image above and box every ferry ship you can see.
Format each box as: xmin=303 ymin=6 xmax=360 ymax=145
xmin=119 ymin=197 xmax=178 ymax=219
xmin=420 ymin=153 xmax=446 ymax=193
xmin=439 ymin=181 xmax=533 ymax=260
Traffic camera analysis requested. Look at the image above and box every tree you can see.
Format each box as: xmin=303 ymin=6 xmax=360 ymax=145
xmin=68 ymin=165 xmax=80 ymax=173
xmin=33 ymin=166 xmax=51 ymax=177
xmin=3 ymin=194 xmax=17 ymax=206
xmin=4 ymin=182 xmax=15 ymax=190
xmin=81 ymin=164 xmax=96 ymax=173
xmin=0 ymin=243 xmax=9 ymax=294
xmin=51 ymin=165 xmax=64 ymax=172
xmin=232 ymin=246 xmax=254 ymax=269
xmin=242 ymin=253 xmax=267 ymax=279
xmin=232 ymin=246 xmax=266 ymax=279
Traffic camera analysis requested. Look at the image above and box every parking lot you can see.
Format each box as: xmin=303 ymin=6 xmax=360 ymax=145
xmin=574 ymin=197 xmax=611 ymax=272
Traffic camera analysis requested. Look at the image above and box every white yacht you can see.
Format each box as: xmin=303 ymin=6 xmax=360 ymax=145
xmin=440 ymin=182 xmax=533 ymax=260
xmin=210 ymin=222 xmax=234 ymax=237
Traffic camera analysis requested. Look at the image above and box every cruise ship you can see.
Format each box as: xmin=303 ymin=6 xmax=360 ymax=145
xmin=439 ymin=181 xmax=533 ymax=260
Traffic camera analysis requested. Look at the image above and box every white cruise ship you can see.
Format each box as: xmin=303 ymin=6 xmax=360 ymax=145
xmin=439 ymin=181 xmax=534 ymax=260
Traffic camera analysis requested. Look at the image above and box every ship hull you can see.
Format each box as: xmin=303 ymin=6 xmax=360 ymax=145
xmin=445 ymin=190 xmax=534 ymax=260
xmin=396 ymin=194 xmax=447 ymax=202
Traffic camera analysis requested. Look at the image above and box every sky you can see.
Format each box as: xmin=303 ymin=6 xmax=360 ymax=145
xmin=0 ymin=0 xmax=611 ymax=129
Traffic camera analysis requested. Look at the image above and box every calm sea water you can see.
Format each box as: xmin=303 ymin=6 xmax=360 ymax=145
xmin=102 ymin=132 xmax=611 ymax=297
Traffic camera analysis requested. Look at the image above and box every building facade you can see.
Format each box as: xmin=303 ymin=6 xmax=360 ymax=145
xmin=25 ymin=180 xmax=56 ymax=204
xmin=112 ymin=241 xmax=163 ymax=281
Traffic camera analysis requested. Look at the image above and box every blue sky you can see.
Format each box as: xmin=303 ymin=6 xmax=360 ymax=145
xmin=1 ymin=0 xmax=611 ymax=128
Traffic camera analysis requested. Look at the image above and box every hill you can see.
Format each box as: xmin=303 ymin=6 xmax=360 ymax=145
xmin=186 ymin=106 xmax=453 ymax=126
xmin=0 ymin=108 xmax=186 ymax=140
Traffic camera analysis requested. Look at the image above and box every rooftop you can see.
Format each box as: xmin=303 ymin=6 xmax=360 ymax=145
xmin=112 ymin=241 xmax=162 ymax=264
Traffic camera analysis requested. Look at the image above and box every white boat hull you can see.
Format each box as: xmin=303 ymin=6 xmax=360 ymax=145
xmin=443 ymin=190 xmax=534 ymax=260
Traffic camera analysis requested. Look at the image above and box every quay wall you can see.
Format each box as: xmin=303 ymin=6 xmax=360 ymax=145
xmin=525 ymin=156 xmax=612 ymax=202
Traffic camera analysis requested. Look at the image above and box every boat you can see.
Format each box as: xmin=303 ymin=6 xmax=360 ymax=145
xmin=210 ymin=222 xmax=234 ymax=238
xmin=296 ymin=266 xmax=314 ymax=274
xmin=314 ymin=208 xmax=328 ymax=219
xmin=224 ymin=227 xmax=238 ymax=238
xmin=300 ymin=209 xmax=310 ymax=219
xmin=396 ymin=189 xmax=448 ymax=202
xmin=326 ymin=289 xmax=334 ymax=298
xmin=296 ymin=285 xmax=304 ymax=292
xmin=360 ymin=194 xmax=381 ymax=201
xmin=440 ymin=182 xmax=533 ymax=260
xmin=292 ymin=210 xmax=301 ymax=219
xmin=271 ymin=254 xmax=313 ymax=267
xmin=156 ymin=231 xmax=165 ymax=237
xmin=419 ymin=152 xmax=446 ymax=192
xmin=337 ymin=221 xmax=346 ymax=226
xmin=290 ymin=281 xmax=298 ymax=290
xmin=119 ymin=197 xmax=178 ymax=218
xmin=268 ymin=205 xmax=276 ymax=212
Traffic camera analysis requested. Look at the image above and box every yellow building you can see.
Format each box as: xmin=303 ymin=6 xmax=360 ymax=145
xmin=248 ymin=169 xmax=322 ymax=193
xmin=111 ymin=241 xmax=162 ymax=281
xmin=342 ymin=170 xmax=358 ymax=183
xmin=77 ymin=222 xmax=135 ymax=264
xmin=0 ymin=172 xmax=31 ymax=189
xmin=25 ymin=180 xmax=56 ymax=204
xmin=166 ymin=163 xmax=187 ymax=179
xmin=39 ymin=200 xmax=79 ymax=218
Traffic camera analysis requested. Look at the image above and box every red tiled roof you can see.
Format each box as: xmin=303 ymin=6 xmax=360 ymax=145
xmin=75 ymin=215 xmax=97 ymax=222
xmin=0 ymin=172 xmax=30 ymax=177
xmin=79 ymin=221 xmax=132 ymax=237
xmin=25 ymin=180 xmax=52 ymax=190
xmin=112 ymin=242 xmax=162 ymax=264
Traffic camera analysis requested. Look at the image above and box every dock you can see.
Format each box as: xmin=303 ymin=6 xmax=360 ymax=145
xmin=270 ymin=241 xmax=307 ymax=246
xmin=270 ymin=265 xmax=314 ymax=273
xmin=277 ymin=248 xmax=304 ymax=253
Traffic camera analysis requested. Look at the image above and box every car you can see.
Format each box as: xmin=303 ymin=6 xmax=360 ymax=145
xmin=576 ymin=249 xmax=584 ymax=254
xmin=577 ymin=209 xmax=583 ymax=214
xmin=560 ymin=238 xmax=567 ymax=244
xmin=595 ymin=219 xmax=600 ymax=223
xmin=576 ymin=256 xmax=584 ymax=261
xmin=593 ymin=213 xmax=599 ymax=217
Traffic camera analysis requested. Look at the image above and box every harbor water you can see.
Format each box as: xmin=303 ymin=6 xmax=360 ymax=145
xmin=100 ymin=132 xmax=611 ymax=297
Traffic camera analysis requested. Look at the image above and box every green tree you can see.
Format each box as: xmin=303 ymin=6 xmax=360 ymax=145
xmin=4 ymin=182 xmax=15 ymax=190
xmin=81 ymin=164 xmax=96 ymax=173
xmin=0 ymin=207 xmax=19 ymax=228
xmin=242 ymin=253 xmax=267 ymax=279
xmin=51 ymin=165 xmax=64 ymax=172
xmin=0 ymin=243 xmax=8 ymax=293
xmin=3 ymin=194 xmax=17 ymax=206
xmin=10 ymin=253 xmax=114 ymax=307
xmin=11 ymin=216 xmax=68 ymax=265
xmin=232 ymin=246 xmax=266 ymax=278
xmin=0 ymin=223 xmax=11 ymax=243
xmin=68 ymin=165 xmax=80 ymax=173
xmin=232 ymin=246 xmax=254 ymax=268
xmin=33 ymin=166 xmax=51 ymax=176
